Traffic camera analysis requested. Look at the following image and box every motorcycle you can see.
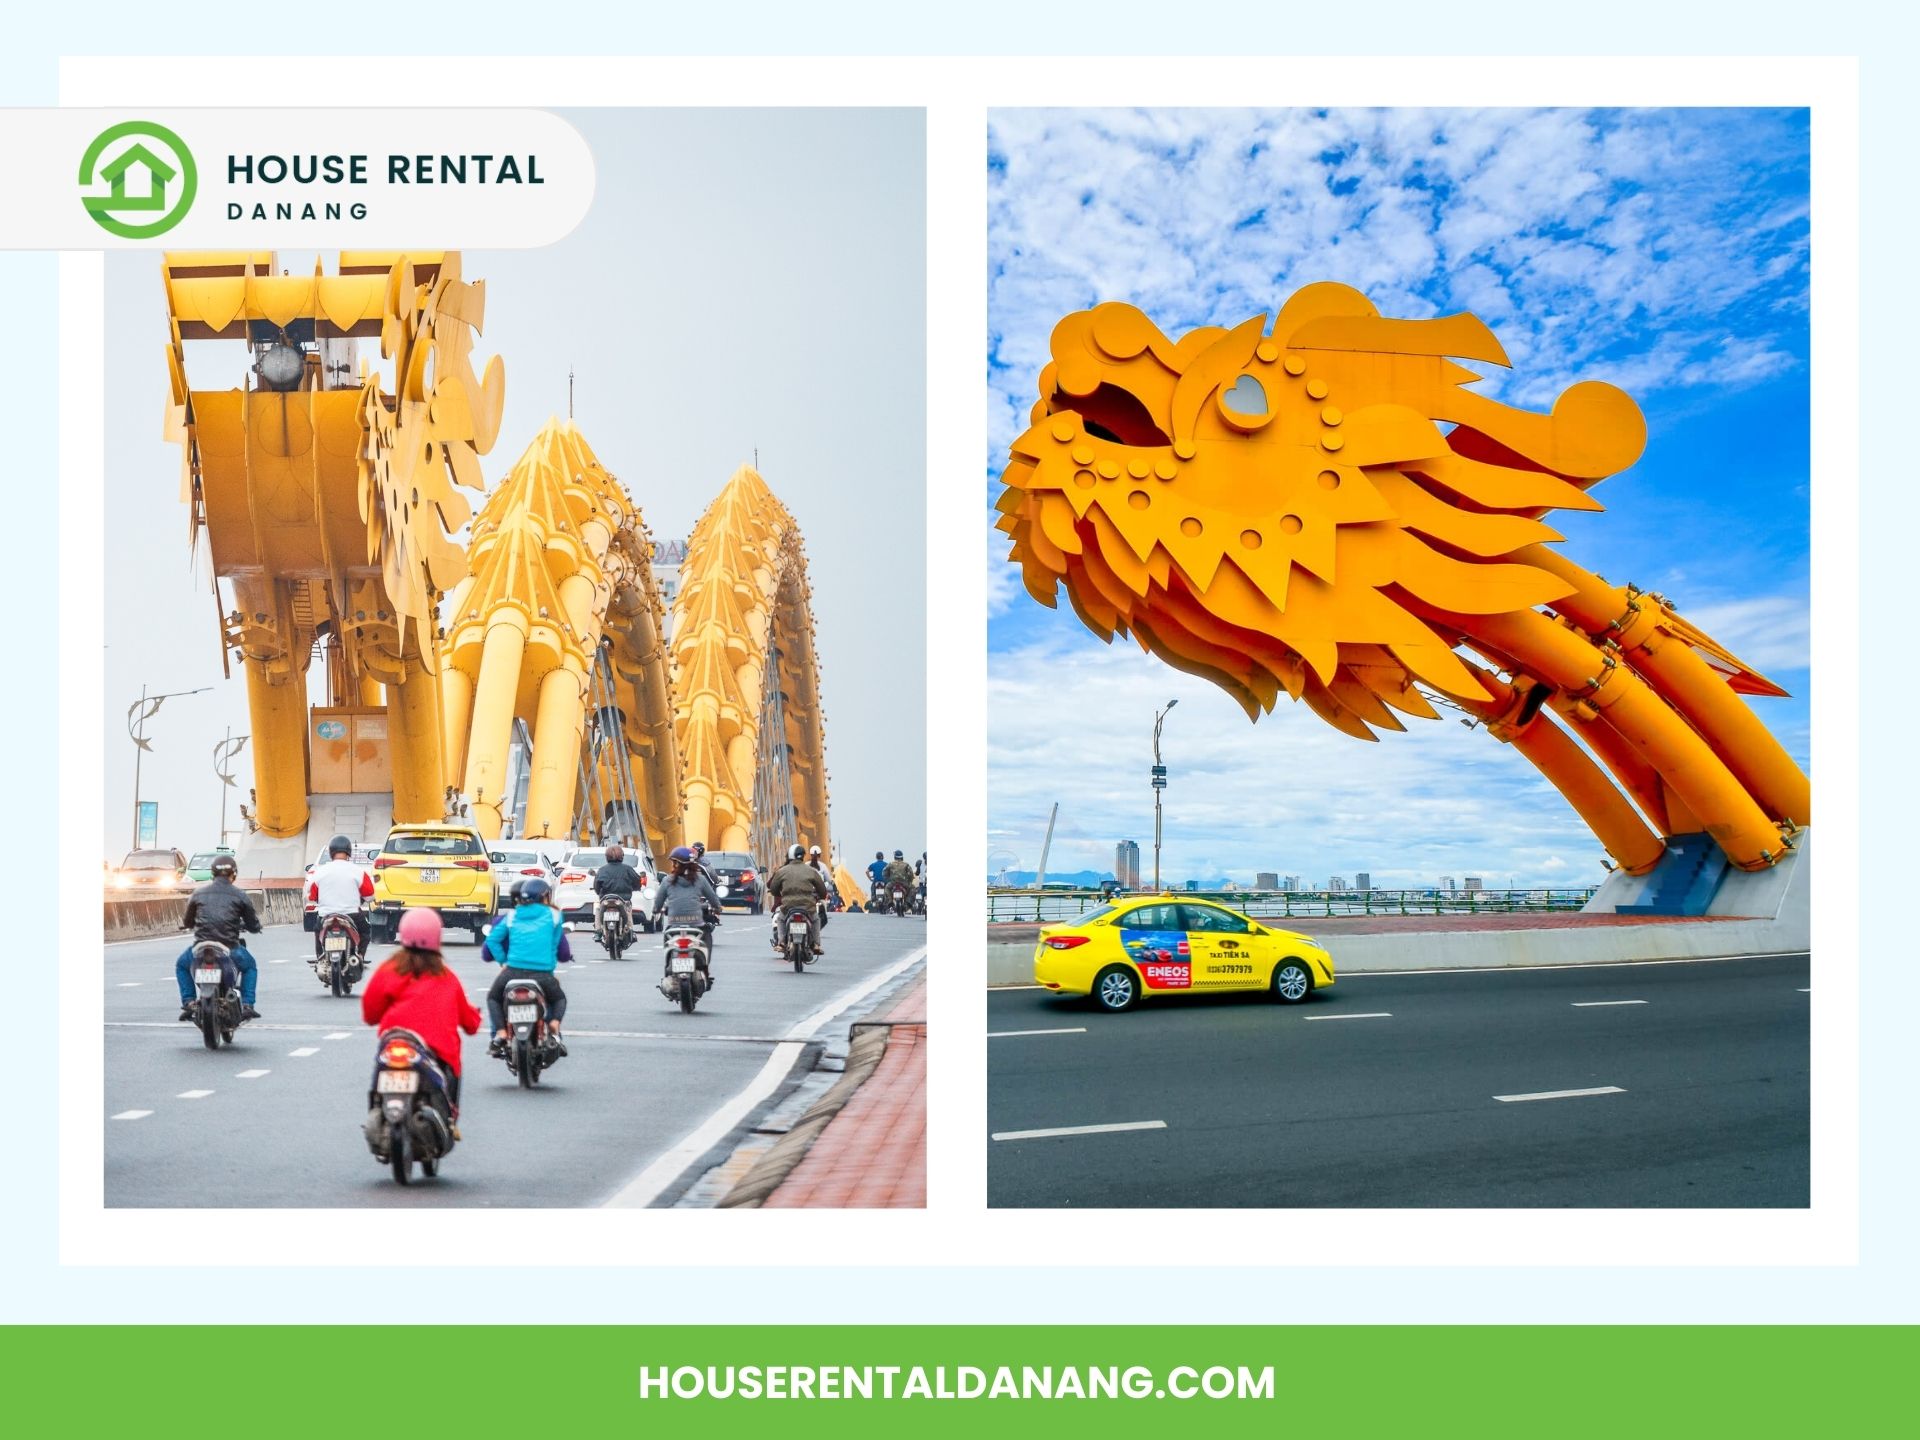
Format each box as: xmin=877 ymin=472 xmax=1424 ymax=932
xmin=887 ymin=881 xmax=913 ymax=917
xmin=658 ymin=924 xmax=710 ymax=1013
xmin=189 ymin=940 xmax=244 ymax=1050
xmin=779 ymin=903 xmax=818 ymax=973
xmin=314 ymin=914 xmax=366 ymax=997
xmin=365 ymin=1027 xmax=455 ymax=1185
xmin=500 ymin=977 xmax=560 ymax=1088
xmin=597 ymin=894 xmax=633 ymax=961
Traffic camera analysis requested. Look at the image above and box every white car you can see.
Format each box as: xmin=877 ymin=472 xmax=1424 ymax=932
xmin=555 ymin=845 xmax=656 ymax=930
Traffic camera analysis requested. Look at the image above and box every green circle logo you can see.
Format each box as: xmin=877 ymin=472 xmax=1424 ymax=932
xmin=78 ymin=120 xmax=197 ymax=239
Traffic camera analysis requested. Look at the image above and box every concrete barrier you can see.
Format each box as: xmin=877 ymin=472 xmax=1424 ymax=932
xmin=104 ymin=887 xmax=306 ymax=943
xmin=986 ymin=849 xmax=1811 ymax=985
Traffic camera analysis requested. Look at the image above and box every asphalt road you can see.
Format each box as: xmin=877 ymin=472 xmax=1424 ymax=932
xmin=988 ymin=953 xmax=1810 ymax=1208
xmin=105 ymin=910 xmax=924 ymax=1207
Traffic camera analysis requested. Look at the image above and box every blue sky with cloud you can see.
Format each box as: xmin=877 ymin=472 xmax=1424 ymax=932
xmin=986 ymin=108 xmax=1810 ymax=889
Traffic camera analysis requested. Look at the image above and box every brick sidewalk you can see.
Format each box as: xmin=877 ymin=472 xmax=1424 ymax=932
xmin=762 ymin=977 xmax=926 ymax=1209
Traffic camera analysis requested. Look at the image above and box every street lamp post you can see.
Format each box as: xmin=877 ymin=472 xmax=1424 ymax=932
xmin=1152 ymin=698 xmax=1177 ymax=890
xmin=127 ymin=685 xmax=211 ymax=850
xmin=214 ymin=728 xmax=251 ymax=846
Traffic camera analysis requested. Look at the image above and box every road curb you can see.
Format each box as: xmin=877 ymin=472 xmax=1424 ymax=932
xmin=715 ymin=1024 xmax=896 ymax=1208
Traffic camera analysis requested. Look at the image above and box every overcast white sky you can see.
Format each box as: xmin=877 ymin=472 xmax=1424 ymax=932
xmin=102 ymin=108 xmax=926 ymax=866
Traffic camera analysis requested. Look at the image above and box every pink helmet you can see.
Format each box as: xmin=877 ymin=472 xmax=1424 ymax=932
xmin=395 ymin=907 xmax=443 ymax=950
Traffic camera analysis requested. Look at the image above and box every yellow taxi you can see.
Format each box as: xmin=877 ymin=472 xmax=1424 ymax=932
xmin=370 ymin=822 xmax=499 ymax=943
xmin=1033 ymin=895 xmax=1334 ymax=1012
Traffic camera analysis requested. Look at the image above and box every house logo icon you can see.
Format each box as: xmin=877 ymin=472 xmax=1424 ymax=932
xmin=78 ymin=121 xmax=198 ymax=238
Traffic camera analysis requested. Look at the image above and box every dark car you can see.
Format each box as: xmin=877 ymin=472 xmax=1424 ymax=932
xmin=704 ymin=851 xmax=762 ymax=913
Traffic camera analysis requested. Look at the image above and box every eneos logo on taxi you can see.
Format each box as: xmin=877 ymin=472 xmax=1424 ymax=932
xmin=1124 ymin=930 xmax=1192 ymax=989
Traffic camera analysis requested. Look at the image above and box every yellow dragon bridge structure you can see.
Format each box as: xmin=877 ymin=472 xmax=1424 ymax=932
xmin=162 ymin=250 xmax=831 ymax=869
xmin=996 ymin=282 xmax=1809 ymax=890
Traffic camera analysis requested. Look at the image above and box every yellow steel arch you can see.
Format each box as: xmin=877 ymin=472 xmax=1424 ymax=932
xmin=440 ymin=418 xmax=683 ymax=855
xmin=672 ymin=467 xmax=831 ymax=860
xmin=996 ymin=282 xmax=1808 ymax=873
xmin=164 ymin=254 xmax=828 ymax=870
xmin=162 ymin=250 xmax=501 ymax=837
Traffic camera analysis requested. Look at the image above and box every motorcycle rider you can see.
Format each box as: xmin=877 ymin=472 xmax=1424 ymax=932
xmin=806 ymin=844 xmax=832 ymax=929
xmin=688 ymin=840 xmax=722 ymax=927
xmin=766 ymin=843 xmax=828 ymax=955
xmin=361 ymin=908 xmax=480 ymax=1127
xmin=651 ymin=846 xmax=722 ymax=987
xmin=882 ymin=849 xmax=916 ymax=911
xmin=481 ymin=876 xmax=571 ymax=1059
xmin=176 ymin=854 xmax=264 ymax=1020
xmin=866 ymin=851 xmax=887 ymax=907
xmin=307 ymin=833 xmax=373 ymax=959
xmin=592 ymin=842 xmax=645 ymax=942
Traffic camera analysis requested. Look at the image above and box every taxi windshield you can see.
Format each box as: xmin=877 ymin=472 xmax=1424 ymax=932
xmin=385 ymin=832 xmax=482 ymax=857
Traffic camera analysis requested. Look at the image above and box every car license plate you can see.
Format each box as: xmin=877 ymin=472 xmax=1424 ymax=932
xmin=376 ymin=1071 xmax=418 ymax=1094
xmin=670 ymin=953 xmax=695 ymax=975
xmin=421 ymin=868 xmax=441 ymax=884
xmin=194 ymin=967 xmax=222 ymax=985
xmin=507 ymin=1004 xmax=538 ymax=1023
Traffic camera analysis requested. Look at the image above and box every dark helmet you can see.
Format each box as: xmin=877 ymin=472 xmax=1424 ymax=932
xmin=520 ymin=877 xmax=553 ymax=905
xmin=669 ymin=845 xmax=693 ymax=864
xmin=211 ymin=854 xmax=238 ymax=880
xmin=690 ymin=841 xmax=706 ymax=856
xmin=328 ymin=834 xmax=353 ymax=857
xmin=875 ymin=851 xmax=883 ymax=861
xmin=508 ymin=877 xmax=529 ymax=906
xmin=606 ymin=843 xmax=624 ymax=863
xmin=893 ymin=849 xmax=904 ymax=859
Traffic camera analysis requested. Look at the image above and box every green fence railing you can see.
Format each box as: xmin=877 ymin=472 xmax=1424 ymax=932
xmin=985 ymin=887 xmax=1599 ymax=924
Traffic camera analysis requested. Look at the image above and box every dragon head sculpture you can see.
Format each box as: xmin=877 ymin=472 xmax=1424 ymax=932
xmin=995 ymin=281 xmax=1657 ymax=736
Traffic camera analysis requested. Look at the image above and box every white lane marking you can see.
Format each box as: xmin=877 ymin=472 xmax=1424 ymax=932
xmin=176 ymin=1089 xmax=214 ymax=1100
xmin=1572 ymin=1000 xmax=1647 ymax=1007
xmin=1304 ymin=1012 xmax=1392 ymax=1021
xmin=235 ymin=1069 xmax=270 ymax=1079
xmin=110 ymin=1110 xmax=153 ymax=1121
xmin=324 ymin=1032 xmax=350 ymax=1041
xmin=993 ymin=1120 xmax=1167 ymax=1142
xmin=269 ymin=957 xmax=289 ymax=964
xmin=604 ymin=945 xmax=927 ymax=1209
xmin=987 ymin=1027 xmax=1087 ymax=1038
xmin=116 ymin=982 xmax=142 ymax=988
xmin=288 ymin=1047 xmax=320 ymax=1058
xmin=1494 ymin=1086 xmax=1626 ymax=1103
xmin=1797 ymin=988 xmax=1810 ymax=993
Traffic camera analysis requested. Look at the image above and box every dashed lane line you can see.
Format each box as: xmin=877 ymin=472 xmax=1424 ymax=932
xmin=986 ymin=1027 xmax=1086 ymax=1038
xmin=110 ymin=1110 xmax=152 ymax=1121
xmin=992 ymin=1120 xmax=1167 ymax=1142
xmin=116 ymin=982 xmax=142 ymax=988
xmin=176 ymin=1090 xmax=214 ymax=1100
xmin=1304 ymin=1012 xmax=1392 ymax=1021
xmin=288 ymin=1047 xmax=320 ymax=1057
xmin=1493 ymin=1086 xmax=1626 ymax=1103
xmin=235 ymin=1069 xmax=271 ymax=1079
xmin=1572 ymin=1000 xmax=1648 ymax=1007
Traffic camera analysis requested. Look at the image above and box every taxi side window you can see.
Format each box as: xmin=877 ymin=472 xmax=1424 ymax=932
xmin=1180 ymin=905 xmax=1252 ymax=934
xmin=1123 ymin=904 xmax=1180 ymax=930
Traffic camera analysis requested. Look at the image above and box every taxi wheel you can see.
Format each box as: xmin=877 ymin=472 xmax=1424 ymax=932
xmin=1091 ymin=965 xmax=1140 ymax=1013
xmin=1271 ymin=960 xmax=1314 ymax=1004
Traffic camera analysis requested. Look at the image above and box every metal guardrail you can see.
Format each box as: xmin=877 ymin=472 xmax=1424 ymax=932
xmin=985 ymin=887 xmax=1599 ymax=924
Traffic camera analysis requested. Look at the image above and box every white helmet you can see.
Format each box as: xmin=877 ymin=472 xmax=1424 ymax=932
xmin=787 ymin=843 xmax=805 ymax=861
xmin=808 ymin=845 xmax=822 ymax=858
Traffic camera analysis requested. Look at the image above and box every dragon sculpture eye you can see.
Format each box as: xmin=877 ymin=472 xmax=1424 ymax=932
xmin=1221 ymin=373 xmax=1267 ymax=417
